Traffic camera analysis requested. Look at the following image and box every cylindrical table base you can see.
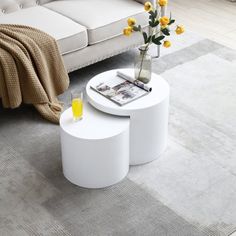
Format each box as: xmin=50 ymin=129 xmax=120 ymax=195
xmin=60 ymin=127 xmax=129 ymax=188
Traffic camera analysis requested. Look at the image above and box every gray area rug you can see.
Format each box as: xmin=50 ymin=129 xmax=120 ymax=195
xmin=0 ymin=31 xmax=236 ymax=235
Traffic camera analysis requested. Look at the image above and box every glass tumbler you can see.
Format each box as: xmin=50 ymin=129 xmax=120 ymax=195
xmin=71 ymin=90 xmax=83 ymax=121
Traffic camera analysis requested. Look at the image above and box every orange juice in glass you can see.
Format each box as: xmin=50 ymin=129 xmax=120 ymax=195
xmin=71 ymin=90 xmax=83 ymax=121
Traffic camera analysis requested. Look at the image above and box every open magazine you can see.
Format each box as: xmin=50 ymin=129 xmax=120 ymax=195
xmin=90 ymin=71 xmax=152 ymax=106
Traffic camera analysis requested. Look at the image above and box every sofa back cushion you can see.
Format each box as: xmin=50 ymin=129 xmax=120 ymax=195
xmin=0 ymin=0 xmax=54 ymax=14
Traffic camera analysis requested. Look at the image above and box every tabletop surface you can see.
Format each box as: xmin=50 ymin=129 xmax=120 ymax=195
xmin=86 ymin=68 xmax=169 ymax=116
xmin=60 ymin=102 xmax=129 ymax=140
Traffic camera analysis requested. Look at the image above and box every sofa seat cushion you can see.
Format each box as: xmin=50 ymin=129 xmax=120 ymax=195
xmin=0 ymin=6 xmax=88 ymax=55
xmin=44 ymin=0 xmax=148 ymax=45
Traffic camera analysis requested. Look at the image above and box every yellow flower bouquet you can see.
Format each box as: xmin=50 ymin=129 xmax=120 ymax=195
xmin=123 ymin=0 xmax=184 ymax=83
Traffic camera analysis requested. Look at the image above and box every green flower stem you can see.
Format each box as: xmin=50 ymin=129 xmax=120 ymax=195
xmin=136 ymin=7 xmax=168 ymax=80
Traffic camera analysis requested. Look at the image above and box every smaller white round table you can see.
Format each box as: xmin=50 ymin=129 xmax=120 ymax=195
xmin=86 ymin=68 xmax=170 ymax=165
xmin=60 ymin=102 xmax=129 ymax=189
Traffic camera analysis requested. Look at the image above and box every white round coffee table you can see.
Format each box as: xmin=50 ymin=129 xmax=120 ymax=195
xmin=86 ymin=68 xmax=169 ymax=165
xmin=60 ymin=102 xmax=129 ymax=188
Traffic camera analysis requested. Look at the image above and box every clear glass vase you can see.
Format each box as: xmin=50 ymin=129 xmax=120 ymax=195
xmin=134 ymin=46 xmax=152 ymax=84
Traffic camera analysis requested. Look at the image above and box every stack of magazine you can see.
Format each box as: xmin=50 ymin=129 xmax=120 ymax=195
xmin=90 ymin=71 xmax=152 ymax=106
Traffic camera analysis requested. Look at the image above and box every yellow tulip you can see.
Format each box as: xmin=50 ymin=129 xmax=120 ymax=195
xmin=160 ymin=16 xmax=170 ymax=26
xmin=163 ymin=40 xmax=171 ymax=48
xmin=144 ymin=2 xmax=153 ymax=12
xmin=127 ymin=18 xmax=136 ymax=27
xmin=158 ymin=0 xmax=168 ymax=7
xmin=175 ymin=25 xmax=185 ymax=35
xmin=123 ymin=26 xmax=133 ymax=36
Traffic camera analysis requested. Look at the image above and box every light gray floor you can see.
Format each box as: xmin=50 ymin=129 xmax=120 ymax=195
xmin=0 ymin=32 xmax=236 ymax=235
xmin=168 ymin=0 xmax=236 ymax=50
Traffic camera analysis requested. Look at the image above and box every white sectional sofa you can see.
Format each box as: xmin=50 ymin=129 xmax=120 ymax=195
xmin=0 ymin=0 xmax=153 ymax=72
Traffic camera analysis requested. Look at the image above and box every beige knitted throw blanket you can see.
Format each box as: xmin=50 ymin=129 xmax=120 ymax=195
xmin=0 ymin=24 xmax=70 ymax=123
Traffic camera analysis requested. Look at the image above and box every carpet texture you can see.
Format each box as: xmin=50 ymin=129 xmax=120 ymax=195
xmin=0 ymin=31 xmax=236 ymax=236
